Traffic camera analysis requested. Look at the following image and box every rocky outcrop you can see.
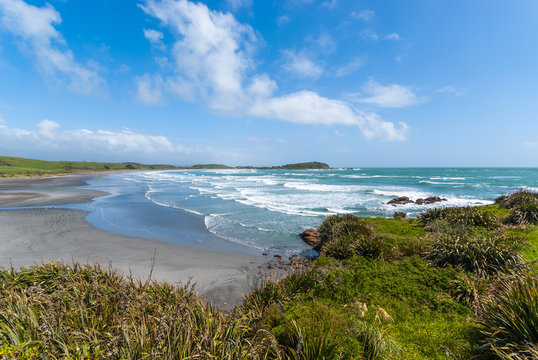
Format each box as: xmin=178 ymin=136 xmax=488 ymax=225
xmin=415 ymin=196 xmax=447 ymax=205
xmin=388 ymin=196 xmax=448 ymax=206
xmin=299 ymin=229 xmax=321 ymax=250
xmin=387 ymin=196 xmax=414 ymax=205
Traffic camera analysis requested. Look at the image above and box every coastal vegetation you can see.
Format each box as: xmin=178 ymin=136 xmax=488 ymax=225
xmin=0 ymin=156 xmax=330 ymax=178
xmin=1 ymin=190 xmax=536 ymax=359
xmin=0 ymin=156 xmax=180 ymax=178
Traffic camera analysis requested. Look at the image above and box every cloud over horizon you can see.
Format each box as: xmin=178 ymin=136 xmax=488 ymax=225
xmin=0 ymin=117 xmax=202 ymax=162
xmin=137 ymin=0 xmax=409 ymax=141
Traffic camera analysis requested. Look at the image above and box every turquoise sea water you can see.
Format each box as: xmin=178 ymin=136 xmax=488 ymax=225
xmin=79 ymin=168 xmax=538 ymax=256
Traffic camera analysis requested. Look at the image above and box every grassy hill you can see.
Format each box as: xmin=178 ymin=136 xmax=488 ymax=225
xmin=0 ymin=156 xmax=181 ymax=178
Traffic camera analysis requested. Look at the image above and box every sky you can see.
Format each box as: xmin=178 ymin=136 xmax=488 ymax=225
xmin=0 ymin=0 xmax=537 ymax=167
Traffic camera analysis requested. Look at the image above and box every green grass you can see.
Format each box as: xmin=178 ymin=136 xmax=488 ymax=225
xmin=0 ymin=156 xmax=180 ymax=178
xmin=1 ymin=192 xmax=537 ymax=359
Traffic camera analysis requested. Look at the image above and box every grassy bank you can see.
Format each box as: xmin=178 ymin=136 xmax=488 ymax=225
xmin=0 ymin=156 xmax=180 ymax=178
xmin=1 ymin=191 xmax=537 ymax=359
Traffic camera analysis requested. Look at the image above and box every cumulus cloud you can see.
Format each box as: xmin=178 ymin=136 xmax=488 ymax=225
xmin=351 ymin=79 xmax=425 ymax=108
xmin=352 ymin=9 xmax=375 ymax=21
xmin=137 ymin=0 xmax=409 ymax=141
xmin=282 ymin=50 xmax=323 ymax=78
xmin=0 ymin=0 xmax=105 ymax=95
xmin=359 ymin=29 xmax=378 ymax=41
xmin=0 ymin=118 xmax=195 ymax=158
xmin=248 ymin=91 xmax=409 ymax=141
xmin=139 ymin=0 xmax=257 ymax=110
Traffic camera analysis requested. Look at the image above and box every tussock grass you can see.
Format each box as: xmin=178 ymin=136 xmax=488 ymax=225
xmin=420 ymin=206 xmax=502 ymax=231
xmin=427 ymin=232 xmax=523 ymax=277
xmin=495 ymin=189 xmax=538 ymax=209
xmin=478 ymin=272 xmax=538 ymax=359
xmin=0 ymin=262 xmax=275 ymax=359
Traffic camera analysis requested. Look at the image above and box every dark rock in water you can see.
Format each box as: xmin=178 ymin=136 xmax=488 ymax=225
xmin=387 ymin=196 xmax=415 ymax=205
xmin=415 ymin=198 xmax=424 ymax=205
xmin=423 ymin=196 xmax=443 ymax=204
xmin=299 ymin=229 xmax=321 ymax=249
xmin=273 ymin=254 xmax=282 ymax=259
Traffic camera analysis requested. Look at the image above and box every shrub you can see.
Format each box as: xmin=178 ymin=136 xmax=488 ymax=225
xmin=318 ymin=216 xmax=381 ymax=260
xmin=393 ymin=211 xmax=407 ymax=220
xmin=318 ymin=214 xmax=356 ymax=244
xmin=419 ymin=206 xmax=501 ymax=231
xmin=284 ymin=320 xmax=343 ymax=360
xmin=507 ymin=202 xmax=538 ymax=225
xmin=427 ymin=232 xmax=523 ymax=277
xmin=478 ymin=272 xmax=538 ymax=359
xmin=322 ymin=232 xmax=386 ymax=260
xmin=349 ymin=321 xmax=400 ymax=360
xmin=495 ymin=189 xmax=538 ymax=209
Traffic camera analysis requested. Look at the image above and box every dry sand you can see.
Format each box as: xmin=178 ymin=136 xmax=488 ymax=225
xmin=0 ymin=175 xmax=267 ymax=308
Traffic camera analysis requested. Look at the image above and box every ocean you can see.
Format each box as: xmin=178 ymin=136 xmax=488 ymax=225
xmin=76 ymin=168 xmax=538 ymax=256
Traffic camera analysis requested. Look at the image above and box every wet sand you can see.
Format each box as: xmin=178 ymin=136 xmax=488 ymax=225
xmin=0 ymin=174 xmax=266 ymax=308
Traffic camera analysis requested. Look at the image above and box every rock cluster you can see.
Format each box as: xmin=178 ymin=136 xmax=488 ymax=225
xmin=299 ymin=229 xmax=321 ymax=251
xmin=387 ymin=196 xmax=447 ymax=206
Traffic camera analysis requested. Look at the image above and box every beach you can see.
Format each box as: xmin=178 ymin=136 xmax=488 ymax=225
xmin=0 ymin=175 xmax=268 ymax=308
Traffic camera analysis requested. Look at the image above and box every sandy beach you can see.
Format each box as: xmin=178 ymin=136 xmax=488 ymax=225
xmin=0 ymin=175 xmax=267 ymax=308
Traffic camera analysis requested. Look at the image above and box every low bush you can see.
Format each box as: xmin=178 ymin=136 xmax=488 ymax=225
xmin=478 ymin=272 xmax=538 ymax=359
xmin=318 ymin=214 xmax=357 ymax=244
xmin=495 ymin=189 xmax=538 ymax=209
xmin=420 ymin=206 xmax=502 ymax=231
xmin=317 ymin=216 xmax=383 ymax=260
xmin=507 ymin=202 xmax=538 ymax=225
xmin=427 ymin=232 xmax=523 ymax=277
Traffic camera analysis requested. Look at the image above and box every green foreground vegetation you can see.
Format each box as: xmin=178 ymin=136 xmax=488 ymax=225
xmin=1 ymin=191 xmax=537 ymax=359
xmin=0 ymin=156 xmax=330 ymax=178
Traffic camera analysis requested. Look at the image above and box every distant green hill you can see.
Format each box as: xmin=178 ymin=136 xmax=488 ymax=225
xmin=280 ymin=161 xmax=330 ymax=170
xmin=190 ymin=164 xmax=233 ymax=169
xmin=0 ymin=156 xmax=181 ymax=178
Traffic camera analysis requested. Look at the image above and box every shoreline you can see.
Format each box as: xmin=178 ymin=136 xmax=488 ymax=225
xmin=0 ymin=174 xmax=271 ymax=308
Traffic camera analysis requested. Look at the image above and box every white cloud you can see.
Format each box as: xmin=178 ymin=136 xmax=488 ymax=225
xmin=225 ymin=0 xmax=252 ymax=11
xmin=247 ymin=74 xmax=277 ymax=98
xmin=143 ymin=28 xmax=164 ymax=45
xmin=384 ymin=33 xmax=400 ymax=41
xmin=277 ymin=14 xmax=290 ymax=26
xmin=352 ymin=9 xmax=375 ymax=21
xmin=282 ymin=50 xmax=323 ymax=78
xmin=138 ymin=0 xmax=409 ymax=142
xmin=135 ymin=74 xmax=165 ymax=104
xmin=139 ymin=0 xmax=257 ymax=110
xmin=248 ymin=91 xmax=409 ymax=141
xmin=437 ymin=85 xmax=465 ymax=96
xmin=0 ymin=118 xmax=195 ymax=156
xmin=0 ymin=0 xmax=105 ymax=95
xmin=351 ymin=79 xmax=425 ymax=108
xmin=334 ymin=57 xmax=364 ymax=77
xmin=321 ymin=0 xmax=337 ymax=9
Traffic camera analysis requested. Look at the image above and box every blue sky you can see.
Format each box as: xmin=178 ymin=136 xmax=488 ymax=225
xmin=0 ymin=0 xmax=537 ymax=167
